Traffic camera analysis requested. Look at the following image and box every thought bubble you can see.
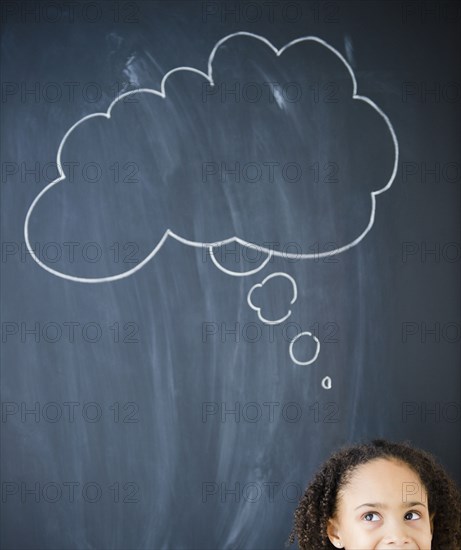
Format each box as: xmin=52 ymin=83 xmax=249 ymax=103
xmin=289 ymin=332 xmax=321 ymax=366
xmin=24 ymin=32 xmax=398 ymax=282
xmin=247 ymin=272 xmax=297 ymax=325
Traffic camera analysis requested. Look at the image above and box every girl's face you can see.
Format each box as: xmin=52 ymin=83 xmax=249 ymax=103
xmin=326 ymin=458 xmax=434 ymax=550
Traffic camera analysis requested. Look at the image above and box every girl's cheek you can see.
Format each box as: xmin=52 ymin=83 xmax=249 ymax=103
xmin=356 ymin=516 xmax=380 ymax=529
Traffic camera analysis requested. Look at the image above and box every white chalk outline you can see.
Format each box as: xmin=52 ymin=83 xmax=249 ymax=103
xmin=247 ymin=272 xmax=297 ymax=325
xmin=321 ymin=376 xmax=332 ymax=390
xmin=208 ymin=245 xmax=272 ymax=277
xmin=289 ymin=331 xmax=321 ymax=366
xmin=24 ymin=31 xmax=399 ymax=283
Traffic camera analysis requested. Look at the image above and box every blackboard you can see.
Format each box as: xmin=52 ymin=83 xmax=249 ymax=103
xmin=1 ymin=1 xmax=460 ymax=549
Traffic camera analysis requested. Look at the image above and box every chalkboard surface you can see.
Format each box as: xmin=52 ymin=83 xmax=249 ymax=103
xmin=1 ymin=1 xmax=460 ymax=549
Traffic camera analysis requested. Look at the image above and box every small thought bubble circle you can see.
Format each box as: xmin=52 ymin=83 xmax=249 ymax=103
xmin=289 ymin=331 xmax=321 ymax=365
xmin=247 ymin=272 xmax=297 ymax=325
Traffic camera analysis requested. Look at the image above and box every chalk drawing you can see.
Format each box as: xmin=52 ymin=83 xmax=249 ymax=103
xmin=289 ymin=332 xmax=321 ymax=366
xmin=24 ymin=31 xmax=398 ymax=282
xmin=247 ymin=272 xmax=297 ymax=325
xmin=209 ymin=245 xmax=272 ymax=277
xmin=24 ymin=32 xmax=398 ymax=382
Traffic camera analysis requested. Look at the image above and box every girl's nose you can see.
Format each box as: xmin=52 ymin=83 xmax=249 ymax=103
xmin=380 ymin=531 xmax=413 ymax=546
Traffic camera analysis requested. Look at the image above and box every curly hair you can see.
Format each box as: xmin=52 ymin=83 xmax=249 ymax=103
xmin=286 ymin=438 xmax=461 ymax=550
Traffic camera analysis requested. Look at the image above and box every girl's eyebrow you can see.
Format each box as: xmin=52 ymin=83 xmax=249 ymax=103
xmin=354 ymin=501 xmax=427 ymax=510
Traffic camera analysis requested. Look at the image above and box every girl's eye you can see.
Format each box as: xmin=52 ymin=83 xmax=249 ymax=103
xmin=405 ymin=511 xmax=421 ymax=521
xmin=363 ymin=512 xmax=380 ymax=522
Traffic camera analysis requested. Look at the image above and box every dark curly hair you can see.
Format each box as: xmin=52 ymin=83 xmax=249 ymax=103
xmin=286 ymin=438 xmax=461 ymax=550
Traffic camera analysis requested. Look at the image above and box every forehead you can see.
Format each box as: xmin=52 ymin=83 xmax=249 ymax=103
xmin=338 ymin=458 xmax=427 ymax=504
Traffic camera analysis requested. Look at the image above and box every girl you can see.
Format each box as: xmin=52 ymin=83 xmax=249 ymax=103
xmin=287 ymin=438 xmax=461 ymax=549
